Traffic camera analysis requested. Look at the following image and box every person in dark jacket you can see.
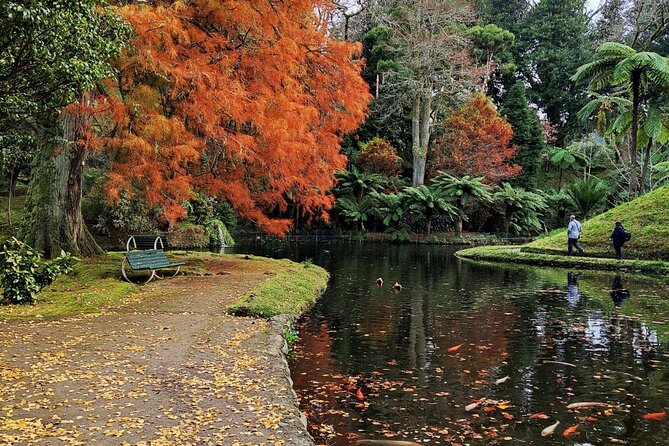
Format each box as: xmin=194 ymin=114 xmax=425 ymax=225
xmin=610 ymin=220 xmax=627 ymax=260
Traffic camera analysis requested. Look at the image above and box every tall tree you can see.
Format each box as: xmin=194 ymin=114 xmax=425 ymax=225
xmin=572 ymin=42 xmax=669 ymax=196
xmin=432 ymin=94 xmax=520 ymax=184
xmin=501 ymin=81 xmax=545 ymax=189
xmin=517 ymin=0 xmax=592 ymax=141
xmin=468 ymin=24 xmax=515 ymax=92
xmin=371 ymin=0 xmax=478 ymax=186
xmin=0 ymin=1 xmax=129 ymax=257
xmin=592 ymin=0 xmax=628 ymax=45
xmin=101 ymin=0 xmax=371 ymax=235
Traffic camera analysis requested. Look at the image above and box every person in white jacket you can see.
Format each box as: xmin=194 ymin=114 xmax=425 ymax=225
xmin=567 ymin=215 xmax=584 ymax=256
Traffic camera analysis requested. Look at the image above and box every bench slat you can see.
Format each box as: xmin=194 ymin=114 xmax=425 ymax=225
xmin=125 ymin=250 xmax=184 ymax=271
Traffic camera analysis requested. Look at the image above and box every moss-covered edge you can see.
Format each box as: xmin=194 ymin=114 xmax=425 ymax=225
xmin=226 ymin=258 xmax=329 ymax=318
xmin=455 ymin=245 xmax=669 ymax=279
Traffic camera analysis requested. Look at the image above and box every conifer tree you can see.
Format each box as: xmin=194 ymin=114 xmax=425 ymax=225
xmin=501 ymin=81 xmax=545 ymax=189
xmin=517 ymin=0 xmax=591 ymax=141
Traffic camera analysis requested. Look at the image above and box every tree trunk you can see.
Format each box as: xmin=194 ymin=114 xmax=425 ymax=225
xmin=629 ymin=70 xmax=641 ymax=198
xmin=411 ymin=93 xmax=432 ymax=186
xmin=640 ymin=139 xmax=653 ymax=193
xmin=455 ymin=216 xmax=463 ymax=238
xmin=426 ymin=212 xmax=432 ymax=237
xmin=21 ymin=103 xmax=103 ymax=258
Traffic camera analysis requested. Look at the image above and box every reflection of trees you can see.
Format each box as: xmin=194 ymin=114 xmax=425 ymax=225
xmin=246 ymin=242 xmax=669 ymax=444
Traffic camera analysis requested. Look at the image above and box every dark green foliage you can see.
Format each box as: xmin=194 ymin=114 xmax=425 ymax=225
xmin=572 ymin=42 xmax=669 ymax=196
xmin=0 ymin=238 xmax=75 ymax=304
xmin=403 ymin=186 xmax=457 ymax=236
xmin=0 ymin=0 xmax=130 ymax=154
xmin=516 ymin=0 xmax=591 ymax=140
xmin=431 ymin=173 xmax=493 ymax=237
xmin=334 ymin=167 xmax=385 ymax=200
xmin=565 ymin=178 xmax=610 ymax=219
xmin=501 ymin=81 xmax=545 ymax=188
xmin=93 ymin=195 xmax=156 ymax=236
xmin=334 ymin=196 xmax=376 ymax=232
xmin=591 ymin=0 xmax=627 ymax=46
xmin=493 ymin=183 xmax=547 ymax=234
xmin=549 ymin=146 xmax=588 ymax=188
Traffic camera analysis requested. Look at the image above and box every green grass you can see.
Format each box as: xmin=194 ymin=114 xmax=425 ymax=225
xmin=456 ymin=245 xmax=669 ymax=279
xmin=227 ymin=259 xmax=329 ymax=318
xmin=527 ymin=185 xmax=669 ymax=260
xmin=0 ymin=253 xmax=138 ymax=319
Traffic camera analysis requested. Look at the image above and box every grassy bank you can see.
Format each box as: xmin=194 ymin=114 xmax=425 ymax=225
xmin=0 ymin=253 xmax=138 ymax=319
xmin=226 ymin=257 xmax=329 ymax=318
xmin=527 ymin=185 xmax=669 ymax=260
xmin=1 ymin=252 xmax=328 ymax=320
xmin=456 ymin=245 xmax=669 ymax=279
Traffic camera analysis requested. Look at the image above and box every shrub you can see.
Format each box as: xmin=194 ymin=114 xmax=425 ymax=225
xmin=0 ymin=238 xmax=75 ymax=304
xmin=94 ymin=195 xmax=155 ymax=236
xmin=355 ymin=138 xmax=402 ymax=176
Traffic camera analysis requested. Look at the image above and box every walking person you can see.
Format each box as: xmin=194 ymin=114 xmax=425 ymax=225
xmin=567 ymin=215 xmax=584 ymax=256
xmin=610 ymin=220 xmax=628 ymax=260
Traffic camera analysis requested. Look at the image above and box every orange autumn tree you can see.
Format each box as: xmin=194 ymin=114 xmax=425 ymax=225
xmin=101 ymin=1 xmax=371 ymax=234
xmin=431 ymin=94 xmax=520 ymax=184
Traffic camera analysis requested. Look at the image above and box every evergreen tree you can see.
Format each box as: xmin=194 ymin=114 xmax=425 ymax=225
xmin=592 ymin=0 xmax=627 ymax=45
xmin=501 ymin=81 xmax=545 ymax=189
xmin=517 ymin=0 xmax=592 ymax=142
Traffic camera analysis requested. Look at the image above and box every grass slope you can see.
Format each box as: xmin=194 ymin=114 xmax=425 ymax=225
xmin=527 ymin=185 xmax=669 ymax=260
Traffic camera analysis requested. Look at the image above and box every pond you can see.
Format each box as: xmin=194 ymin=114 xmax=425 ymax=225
xmin=233 ymin=241 xmax=669 ymax=445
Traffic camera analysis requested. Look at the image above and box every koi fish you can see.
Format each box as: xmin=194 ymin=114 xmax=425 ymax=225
xmin=356 ymin=388 xmax=365 ymax=401
xmin=566 ymin=402 xmax=608 ymax=409
xmin=495 ymin=375 xmax=510 ymax=384
xmin=447 ymin=344 xmax=464 ymax=353
xmin=541 ymin=420 xmax=560 ymax=437
xmin=643 ymin=411 xmax=666 ymax=421
xmin=465 ymin=402 xmax=479 ymax=412
xmin=529 ymin=412 xmax=549 ymax=420
xmin=563 ymin=425 xmax=579 ymax=437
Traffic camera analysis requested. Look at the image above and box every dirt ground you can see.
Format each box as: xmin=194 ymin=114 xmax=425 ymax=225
xmin=0 ymin=261 xmax=314 ymax=446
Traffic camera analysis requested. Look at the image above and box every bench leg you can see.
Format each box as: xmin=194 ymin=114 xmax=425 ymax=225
xmin=122 ymin=258 xmax=157 ymax=284
xmin=155 ymin=266 xmax=181 ymax=280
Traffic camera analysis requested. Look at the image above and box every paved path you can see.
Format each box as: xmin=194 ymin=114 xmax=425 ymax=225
xmin=0 ymin=268 xmax=313 ymax=446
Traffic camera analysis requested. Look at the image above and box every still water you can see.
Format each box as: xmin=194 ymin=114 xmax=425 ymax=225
xmin=234 ymin=241 xmax=669 ymax=445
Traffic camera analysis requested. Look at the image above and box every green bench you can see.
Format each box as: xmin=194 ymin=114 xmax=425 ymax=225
xmin=121 ymin=249 xmax=185 ymax=284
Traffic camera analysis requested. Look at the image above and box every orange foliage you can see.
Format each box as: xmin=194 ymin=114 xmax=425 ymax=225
xmin=355 ymin=138 xmax=402 ymax=176
xmin=432 ymin=94 xmax=520 ymax=184
xmin=99 ymin=0 xmax=371 ymax=233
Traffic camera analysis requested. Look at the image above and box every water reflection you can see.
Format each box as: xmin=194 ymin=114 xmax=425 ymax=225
xmin=234 ymin=242 xmax=669 ymax=446
xmin=567 ymin=272 xmax=581 ymax=308
xmin=611 ymin=275 xmax=630 ymax=307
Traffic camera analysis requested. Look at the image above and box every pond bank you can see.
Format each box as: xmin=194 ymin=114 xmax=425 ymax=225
xmin=456 ymin=245 xmax=669 ymax=280
xmin=0 ymin=253 xmax=327 ymax=445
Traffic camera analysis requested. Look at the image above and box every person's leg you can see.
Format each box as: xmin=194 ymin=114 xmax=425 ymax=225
xmin=567 ymin=238 xmax=574 ymax=256
xmin=574 ymin=239 xmax=584 ymax=254
xmin=614 ymin=244 xmax=622 ymax=260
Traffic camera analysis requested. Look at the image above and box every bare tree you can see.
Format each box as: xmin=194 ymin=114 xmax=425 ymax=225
xmin=627 ymin=0 xmax=669 ymax=50
xmin=371 ymin=0 xmax=478 ymax=186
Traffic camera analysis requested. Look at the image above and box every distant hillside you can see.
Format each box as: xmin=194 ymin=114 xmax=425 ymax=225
xmin=526 ymin=185 xmax=669 ymax=260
